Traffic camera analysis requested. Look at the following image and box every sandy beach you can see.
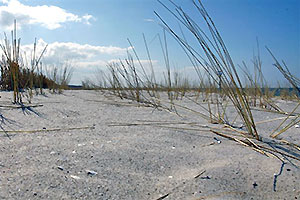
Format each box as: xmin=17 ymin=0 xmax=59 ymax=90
xmin=0 ymin=90 xmax=299 ymax=200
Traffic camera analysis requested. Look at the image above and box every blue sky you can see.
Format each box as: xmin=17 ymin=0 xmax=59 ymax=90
xmin=0 ymin=0 xmax=299 ymax=85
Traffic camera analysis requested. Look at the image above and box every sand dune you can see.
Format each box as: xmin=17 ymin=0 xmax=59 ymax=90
xmin=0 ymin=90 xmax=299 ymax=200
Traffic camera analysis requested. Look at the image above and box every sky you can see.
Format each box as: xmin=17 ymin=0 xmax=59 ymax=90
xmin=0 ymin=0 xmax=299 ymax=86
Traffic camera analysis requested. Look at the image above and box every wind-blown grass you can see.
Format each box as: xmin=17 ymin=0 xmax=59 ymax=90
xmin=97 ymin=0 xmax=299 ymax=159
xmin=0 ymin=20 xmax=49 ymax=103
xmin=155 ymin=0 xmax=260 ymax=139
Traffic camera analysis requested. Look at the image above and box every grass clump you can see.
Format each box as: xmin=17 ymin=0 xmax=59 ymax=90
xmin=0 ymin=20 xmax=53 ymax=103
xmin=45 ymin=63 xmax=74 ymax=94
xmin=155 ymin=0 xmax=260 ymax=139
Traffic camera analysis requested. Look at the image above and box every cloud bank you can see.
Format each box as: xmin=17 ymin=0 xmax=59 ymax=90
xmin=20 ymin=39 xmax=133 ymax=84
xmin=22 ymin=39 xmax=130 ymax=63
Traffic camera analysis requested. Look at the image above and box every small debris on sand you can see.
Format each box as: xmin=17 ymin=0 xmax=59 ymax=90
xmin=70 ymin=175 xmax=81 ymax=180
xmin=86 ymin=170 xmax=97 ymax=176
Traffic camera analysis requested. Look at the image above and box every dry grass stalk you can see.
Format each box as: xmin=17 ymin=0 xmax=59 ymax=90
xmin=155 ymin=0 xmax=260 ymax=139
xmin=45 ymin=63 xmax=73 ymax=94
xmin=108 ymin=118 xmax=298 ymax=162
xmin=211 ymin=130 xmax=299 ymax=161
xmin=0 ymin=20 xmax=21 ymax=103
xmin=0 ymin=104 xmax=43 ymax=109
xmin=270 ymin=102 xmax=300 ymax=138
xmin=0 ymin=20 xmax=48 ymax=104
xmin=0 ymin=125 xmax=94 ymax=134
xmin=267 ymin=47 xmax=300 ymax=96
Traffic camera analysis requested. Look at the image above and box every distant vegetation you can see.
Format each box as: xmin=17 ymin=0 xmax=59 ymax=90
xmin=0 ymin=20 xmax=73 ymax=103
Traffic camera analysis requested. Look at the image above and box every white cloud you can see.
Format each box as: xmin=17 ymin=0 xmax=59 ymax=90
xmin=107 ymin=58 xmax=159 ymax=73
xmin=22 ymin=39 xmax=130 ymax=64
xmin=19 ymin=39 xmax=133 ymax=84
xmin=75 ymin=60 xmax=108 ymax=69
xmin=144 ymin=18 xmax=155 ymax=22
xmin=82 ymin=14 xmax=94 ymax=25
xmin=0 ymin=0 xmax=95 ymax=30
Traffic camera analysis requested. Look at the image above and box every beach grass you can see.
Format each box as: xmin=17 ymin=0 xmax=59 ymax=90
xmin=0 ymin=21 xmax=73 ymax=104
xmin=81 ymin=0 xmax=300 ymax=162
xmin=0 ymin=0 xmax=298 ymax=163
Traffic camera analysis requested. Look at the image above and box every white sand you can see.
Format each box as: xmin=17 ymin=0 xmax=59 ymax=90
xmin=0 ymin=90 xmax=299 ymax=199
